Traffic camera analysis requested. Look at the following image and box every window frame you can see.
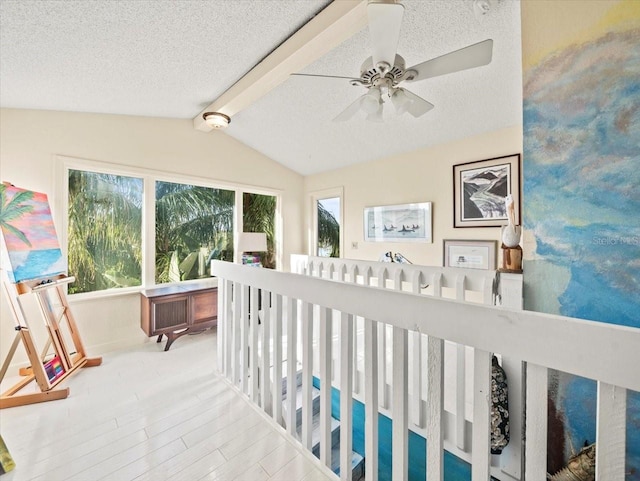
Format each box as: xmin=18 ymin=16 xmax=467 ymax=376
xmin=56 ymin=155 xmax=282 ymax=299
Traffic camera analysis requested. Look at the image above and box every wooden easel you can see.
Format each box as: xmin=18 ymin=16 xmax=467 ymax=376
xmin=0 ymin=273 xmax=102 ymax=409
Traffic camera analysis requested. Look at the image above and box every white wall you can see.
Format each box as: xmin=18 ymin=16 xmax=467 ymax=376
xmin=0 ymin=108 xmax=304 ymax=368
xmin=304 ymin=125 xmax=523 ymax=266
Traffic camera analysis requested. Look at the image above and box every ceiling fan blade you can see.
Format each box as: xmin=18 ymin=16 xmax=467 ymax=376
xmin=402 ymin=89 xmax=435 ymax=117
xmin=367 ymin=1 xmax=404 ymax=68
xmin=406 ymin=39 xmax=493 ymax=82
xmin=290 ymin=73 xmax=361 ymax=81
xmin=333 ymin=95 xmax=366 ymax=122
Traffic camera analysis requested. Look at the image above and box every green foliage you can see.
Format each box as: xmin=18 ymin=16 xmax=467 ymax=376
xmin=155 ymin=182 xmax=234 ymax=283
xmin=317 ymin=202 xmax=340 ymax=257
xmin=67 ymin=170 xmax=143 ymax=294
xmin=243 ymin=193 xmax=276 ymax=268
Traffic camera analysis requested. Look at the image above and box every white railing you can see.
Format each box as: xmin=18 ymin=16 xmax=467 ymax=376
xmin=290 ymin=255 xmax=524 ymax=480
xmin=211 ymin=260 xmax=640 ymax=481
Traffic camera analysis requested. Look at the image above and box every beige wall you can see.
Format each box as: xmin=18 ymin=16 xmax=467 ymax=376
xmin=304 ymin=125 xmax=523 ymax=267
xmin=0 ymin=108 xmax=521 ymax=371
xmin=0 ymin=108 xmax=304 ymax=366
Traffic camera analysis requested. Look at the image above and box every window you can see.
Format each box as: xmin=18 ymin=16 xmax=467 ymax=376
xmin=242 ymin=192 xmax=276 ymax=268
xmin=67 ymin=169 xmax=143 ymax=294
xmin=155 ymin=181 xmax=234 ymax=283
xmin=63 ymin=158 xmax=280 ymax=296
xmin=310 ymin=189 xmax=342 ymax=258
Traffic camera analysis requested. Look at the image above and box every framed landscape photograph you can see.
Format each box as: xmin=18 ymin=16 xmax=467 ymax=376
xmin=453 ymin=154 xmax=521 ymax=228
xmin=364 ymin=202 xmax=432 ymax=243
xmin=443 ymin=239 xmax=497 ymax=270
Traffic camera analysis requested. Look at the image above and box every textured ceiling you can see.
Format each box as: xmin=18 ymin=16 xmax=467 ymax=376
xmin=0 ymin=0 xmax=522 ymax=176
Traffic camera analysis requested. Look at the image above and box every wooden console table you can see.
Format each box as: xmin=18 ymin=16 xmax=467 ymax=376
xmin=140 ymin=281 xmax=217 ymax=351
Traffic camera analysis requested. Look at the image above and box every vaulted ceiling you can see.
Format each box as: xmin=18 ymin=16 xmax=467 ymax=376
xmin=0 ymin=0 xmax=522 ymax=175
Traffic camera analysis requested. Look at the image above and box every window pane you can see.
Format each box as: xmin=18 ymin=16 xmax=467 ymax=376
xmin=155 ymin=181 xmax=234 ymax=283
xmin=317 ymin=197 xmax=340 ymax=257
xmin=243 ymin=192 xmax=276 ymax=269
xmin=68 ymin=169 xmax=143 ymax=294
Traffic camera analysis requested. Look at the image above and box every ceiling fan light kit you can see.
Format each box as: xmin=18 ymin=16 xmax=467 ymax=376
xmin=293 ymin=0 xmax=494 ymax=123
xmin=203 ymin=112 xmax=231 ymax=130
xmin=362 ymin=87 xmax=382 ymax=114
xmin=391 ymin=88 xmax=411 ymax=115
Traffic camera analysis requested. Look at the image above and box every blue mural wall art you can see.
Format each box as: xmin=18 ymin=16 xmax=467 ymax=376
xmin=523 ymin=5 xmax=639 ymax=477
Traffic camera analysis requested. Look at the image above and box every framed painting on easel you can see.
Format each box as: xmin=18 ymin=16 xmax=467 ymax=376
xmin=0 ymin=182 xmax=100 ymax=409
xmin=0 ymin=184 xmax=66 ymax=283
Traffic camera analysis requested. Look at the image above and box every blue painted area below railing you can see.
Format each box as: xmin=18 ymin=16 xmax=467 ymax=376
xmin=313 ymin=377 xmax=472 ymax=481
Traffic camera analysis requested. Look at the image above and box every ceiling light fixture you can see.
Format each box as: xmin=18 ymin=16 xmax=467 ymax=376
xmin=391 ymin=88 xmax=411 ymax=115
xmin=361 ymin=87 xmax=382 ymax=114
xmin=203 ymin=112 xmax=231 ymax=130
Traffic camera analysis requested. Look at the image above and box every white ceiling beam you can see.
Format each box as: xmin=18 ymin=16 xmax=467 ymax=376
xmin=193 ymin=0 xmax=368 ymax=132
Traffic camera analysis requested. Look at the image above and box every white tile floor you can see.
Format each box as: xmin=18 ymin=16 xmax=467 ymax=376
xmin=0 ymin=329 xmax=336 ymax=481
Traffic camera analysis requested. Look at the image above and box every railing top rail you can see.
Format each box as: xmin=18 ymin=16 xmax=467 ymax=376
xmin=212 ymin=260 xmax=640 ymax=392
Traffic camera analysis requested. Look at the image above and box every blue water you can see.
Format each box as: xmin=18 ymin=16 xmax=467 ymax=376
xmin=7 ymin=248 xmax=66 ymax=283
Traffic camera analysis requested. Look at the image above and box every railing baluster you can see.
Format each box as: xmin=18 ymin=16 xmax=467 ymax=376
xmin=378 ymin=322 xmax=388 ymax=409
xmin=338 ymin=264 xmax=347 ymax=282
xmin=378 ymin=267 xmax=390 ymax=410
xmin=432 ymin=273 xmax=442 ymax=297
xmin=286 ymin=296 xmax=298 ymax=437
xmin=240 ymin=283 xmax=250 ymax=394
xmin=349 ymin=269 xmax=360 ymax=395
xmin=349 ymin=264 xmax=358 ymax=284
xmin=301 ymin=300 xmax=314 ymax=451
xmin=250 ymin=286 xmax=260 ymax=402
xmin=455 ymin=344 xmax=466 ymax=451
xmin=482 ymin=276 xmax=493 ymax=305
xmin=327 ymin=263 xmax=335 ymax=280
xmin=260 ymin=289 xmax=272 ymax=415
xmin=232 ymin=281 xmax=242 ymax=388
xmin=525 ymin=362 xmax=548 ymax=480
xmin=596 ymin=382 xmax=627 ymax=480
xmin=217 ymin=278 xmax=225 ymax=374
xmin=340 ymin=312 xmax=354 ymax=481
xmin=471 ymin=348 xmax=491 ymax=480
xmin=319 ymin=306 xmax=333 ymax=469
xmin=365 ymin=318 xmax=379 ymax=481
xmin=392 ymin=325 xmax=408 ymax=481
xmin=272 ymin=293 xmax=283 ymax=426
xmin=224 ymin=279 xmax=233 ymax=378
xmin=426 ymin=335 xmax=444 ymax=481
xmin=353 ymin=316 xmax=360 ymax=394
xmin=455 ymin=275 xmax=467 ymax=451
xmin=411 ymin=271 xmax=423 ymax=428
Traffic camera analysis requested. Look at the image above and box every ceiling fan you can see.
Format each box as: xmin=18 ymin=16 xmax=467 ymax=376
xmin=292 ymin=0 xmax=493 ymax=122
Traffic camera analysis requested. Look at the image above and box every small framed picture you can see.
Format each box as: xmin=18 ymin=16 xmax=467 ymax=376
xmin=453 ymin=154 xmax=521 ymax=228
xmin=364 ymin=202 xmax=432 ymax=243
xmin=443 ymin=239 xmax=497 ymax=270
